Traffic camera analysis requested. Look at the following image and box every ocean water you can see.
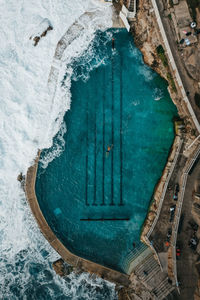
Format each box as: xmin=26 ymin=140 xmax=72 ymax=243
xmin=0 ymin=0 xmax=119 ymax=299
xmin=36 ymin=30 xmax=177 ymax=273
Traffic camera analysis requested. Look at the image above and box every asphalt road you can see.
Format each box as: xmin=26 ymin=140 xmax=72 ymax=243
xmin=175 ymin=158 xmax=200 ymax=300
xmin=150 ymin=143 xmax=186 ymax=253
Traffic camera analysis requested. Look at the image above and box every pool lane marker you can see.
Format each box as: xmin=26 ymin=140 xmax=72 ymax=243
xmin=85 ymin=97 xmax=89 ymax=206
xmin=119 ymin=54 xmax=124 ymax=206
xmin=101 ymin=67 xmax=106 ymax=206
xmin=110 ymin=46 xmax=115 ymax=206
xmin=92 ymin=70 xmax=97 ymax=206
xmin=80 ymin=218 xmax=130 ymax=221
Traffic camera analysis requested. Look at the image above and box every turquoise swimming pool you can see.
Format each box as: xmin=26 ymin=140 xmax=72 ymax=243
xmin=36 ymin=29 xmax=177 ymax=272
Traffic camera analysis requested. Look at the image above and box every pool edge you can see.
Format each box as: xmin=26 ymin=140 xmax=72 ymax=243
xmin=25 ymin=151 xmax=130 ymax=288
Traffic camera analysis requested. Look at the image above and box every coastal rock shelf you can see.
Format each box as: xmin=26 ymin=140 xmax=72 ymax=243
xmin=35 ymin=29 xmax=177 ymax=273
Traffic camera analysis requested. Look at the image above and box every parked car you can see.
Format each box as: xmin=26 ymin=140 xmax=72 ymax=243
xmin=188 ymin=220 xmax=198 ymax=232
xmin=176 ymin=243 xmax=181 ymax=259
xmin=178 ymin=214 xmax=184 ymax=234
xmin=167 ymin=228 xmax=172 ymax=242
xmin=173 ymin=184 xmax=179 ymax=201
xmin=189 ymin=235 xmax=199 ymax=250
xmin=194 ymin=28 xmax=200 ymax=35
xmin=170 ymin=205 xmax=176 ymax=222
xmin=185 ymin=38 xmax=191 ymax=46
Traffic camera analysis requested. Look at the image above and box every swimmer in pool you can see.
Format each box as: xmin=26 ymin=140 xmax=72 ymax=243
xmin=106 ymin=144 xmax=113 ymax=157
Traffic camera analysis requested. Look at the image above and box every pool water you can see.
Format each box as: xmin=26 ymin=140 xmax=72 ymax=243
xmin=36 ymin=29 xmax=177 ymax=272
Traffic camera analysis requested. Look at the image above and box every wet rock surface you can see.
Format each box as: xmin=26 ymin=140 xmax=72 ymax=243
xmin=52 ymin=259 xmax=73 ymax=277
xmin=29 ymin=18 xmax=53 ymax=46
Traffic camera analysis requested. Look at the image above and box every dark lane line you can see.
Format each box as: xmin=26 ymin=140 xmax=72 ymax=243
xmin=101 ymin=67 xmax=106 ymax=206
xmin=85 ymin=98 xmax=89 ymax=206
xmin=119 ymin=54 xmax=124 ymax=206
xmin=110 ymin=50 xmax=115 ymax=206
xmin=80 ymin=218 xmax=130 ymax=221
xmin=93 ymin=69 xmax=97 ymax=206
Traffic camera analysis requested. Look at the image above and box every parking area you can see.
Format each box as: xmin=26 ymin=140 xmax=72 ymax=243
xmin=149 ymin=141 xmax=186 ymax=253
xmin=149 ymin=141 xmax=200 ymax=299
xmin=175 ymin=154 xmax=200 ymax=299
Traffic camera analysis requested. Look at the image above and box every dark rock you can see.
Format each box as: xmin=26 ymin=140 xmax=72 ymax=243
xmin=52 ymin=258 xmax=73 ymax=277
xmin=33 ymin=36 xmax=40 ymax=46
xmin=17 ymin=173 xmax=23 ymax=182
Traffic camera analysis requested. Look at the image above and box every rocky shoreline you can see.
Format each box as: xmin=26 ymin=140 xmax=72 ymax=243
xmin=125 ymin=0 xmax=197 ymax=246
xmin=125 ymin=1 xmax=200 ymax=298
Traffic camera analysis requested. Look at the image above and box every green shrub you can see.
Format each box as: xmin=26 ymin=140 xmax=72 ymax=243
xmin=156 ymin=45 xmax=165 ymax=54
xmin=167 ymin=72 xmax=177 ymax=92
xmin=156 ymin=45 xmax=168 ymax=67
xmin=168 ymin=14 xmax=172 ymax=20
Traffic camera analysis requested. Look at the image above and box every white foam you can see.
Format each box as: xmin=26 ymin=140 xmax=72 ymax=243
xmin=132 ymin=99 xmax=140 ymax=106
xmin=138 ymin=64 xmax=155 ymax=82
xmin=0 ymin=0 xmax=115 ymax=297
xmin=153 ymin=87 xmax=164 ymax=101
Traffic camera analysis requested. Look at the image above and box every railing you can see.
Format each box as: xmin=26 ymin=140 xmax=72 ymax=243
xmin=121 ymin=243 xmax=148 ymax=273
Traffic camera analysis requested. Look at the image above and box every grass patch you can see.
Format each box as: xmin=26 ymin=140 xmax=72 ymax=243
xmin=156 ymin=45 xmax=168 ymax=67
xmin=156 ymin=45 xmax=177 ymax=92
xmin=167 ymin=72 xmax=177 ymax=92
xmin=186 ymin=0 xmax=200 ymax=20
xmin=195 ymin=93 xmax=200 ymax=108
